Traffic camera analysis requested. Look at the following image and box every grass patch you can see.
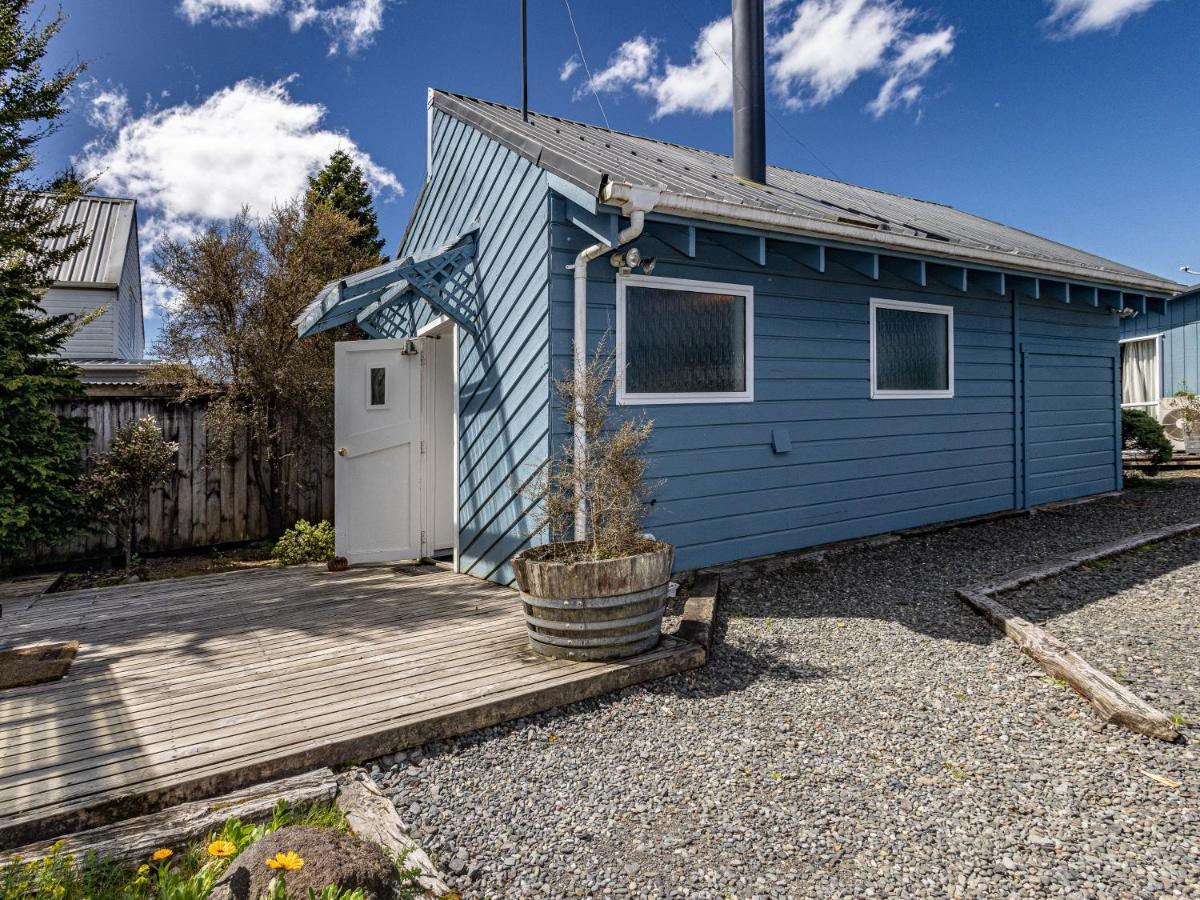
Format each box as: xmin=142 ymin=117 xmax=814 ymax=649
xmin=0 ymin=800 xmax=421 ymax=900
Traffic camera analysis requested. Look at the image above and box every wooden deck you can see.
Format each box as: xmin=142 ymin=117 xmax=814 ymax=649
xmin=0 ymin=564 xmax=703 ymax=848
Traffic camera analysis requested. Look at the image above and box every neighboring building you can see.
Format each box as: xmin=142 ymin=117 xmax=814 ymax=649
xmin=1120 ymin=282 xmax=1200 ymax=446
xmin=298 ymin=89 xmax=1181 ymax=584
xmin=41 ymin=194 xmax=145 ymax=361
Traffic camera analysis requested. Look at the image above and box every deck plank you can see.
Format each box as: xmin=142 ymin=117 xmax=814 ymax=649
xmin=0 ymin=566 xmax=703 ymax=847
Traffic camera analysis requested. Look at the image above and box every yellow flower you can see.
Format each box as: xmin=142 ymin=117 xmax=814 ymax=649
xmin=207 ymin=840 xmax=237 ymax=858
xmin=137 ymin=865 xmax=150 ymax=875
xmin=151 ymin=848 xmax=173 ymax=861
xmin=265 ymin=851 xmax=304 ymax=872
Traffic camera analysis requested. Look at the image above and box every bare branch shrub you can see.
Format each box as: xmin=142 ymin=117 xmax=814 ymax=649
xmin=525 ymin=341 xmax=659 ymax=563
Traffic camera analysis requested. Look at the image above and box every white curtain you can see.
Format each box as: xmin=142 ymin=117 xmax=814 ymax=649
xmin=1122 ymin=339 xmax=1157 ymax=408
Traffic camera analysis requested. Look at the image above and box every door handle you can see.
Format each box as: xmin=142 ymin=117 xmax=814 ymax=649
xmin=337 ymin=447 xmax=347 ymax=457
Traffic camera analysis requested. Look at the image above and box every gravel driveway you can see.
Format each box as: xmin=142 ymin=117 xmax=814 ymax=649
xmin=372 ymin=475 xmax=1200 ymax=898
xmin=1002 ymin=529 xmax=1200 ymax=730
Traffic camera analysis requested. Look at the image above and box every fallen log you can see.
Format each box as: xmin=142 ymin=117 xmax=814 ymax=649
xmin=336 ymin=769 xmax=452 ymax=897
xmin=1 ymin=768 xmax=338 ymax=866
xmin=958 ymin=588 xmax=1179 ymax=743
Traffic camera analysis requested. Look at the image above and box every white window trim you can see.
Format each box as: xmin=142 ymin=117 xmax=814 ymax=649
xmin=1119 ymin=333 xmax=1162 ymax=416
xmin=616 ymin=273 xmax=755 ymax=405
xmin=870 ymin=297 xmax=955 ymax=400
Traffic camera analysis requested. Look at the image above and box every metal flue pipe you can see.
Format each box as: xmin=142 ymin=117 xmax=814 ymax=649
xmin=732 ymin=0 xmax=767 ymax=184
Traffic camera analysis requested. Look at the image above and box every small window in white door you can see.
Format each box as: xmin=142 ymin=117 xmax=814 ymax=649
xmin=368 ymin=366 xmax=387 ymax=408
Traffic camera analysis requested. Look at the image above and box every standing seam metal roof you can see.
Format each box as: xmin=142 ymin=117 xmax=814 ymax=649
xmin=431 ymin=90 xmax=1181 ymax=295
xmin=42 ymin=195 xmax=137 ymax=286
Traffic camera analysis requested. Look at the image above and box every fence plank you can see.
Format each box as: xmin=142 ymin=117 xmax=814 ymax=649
xmin=27 ymin=390 xmax=334 ymax=565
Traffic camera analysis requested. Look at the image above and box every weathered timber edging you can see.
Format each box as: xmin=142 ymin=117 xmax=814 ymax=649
xmin=336 ymin=769 xmax=451 ymax=897
xmin=675 ymin=573 xmax=719 ymax=651
xmin=957 ymin=520 xmax=1200 ymax=743
xmin=1 ymin=768 xmax=338 ymax=866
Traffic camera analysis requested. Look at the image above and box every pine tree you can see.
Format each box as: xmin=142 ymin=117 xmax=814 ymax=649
xmin=0 ymin=1 xmax=90 ymax=564
xmin=305 ymin=149 xmax=386 ymax=260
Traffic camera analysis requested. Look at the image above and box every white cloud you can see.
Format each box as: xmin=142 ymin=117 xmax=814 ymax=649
xmin=178 ymin=0 xmax=389 ymax=54
xmin=1043 ymin=0 xmax=1165 ymax=36
xmin=178 ymin=0 xmax=282 ymax=25
xmin=576 ymin=36 xmax=658 ymax=99
xmin=867 ymin=25 xmax=955 ymax=117
xmin=75 ymin=78 xmax=402 ymax=315
xmin=649 ymin=17 xmax=733 ymax=118
xmin=559 ymin=55 xmax=580 ymax=82
xmin=567 ymin=0 xmax=954 ymax=120
xmin=87 ymin=88 xmax=130 ymax=131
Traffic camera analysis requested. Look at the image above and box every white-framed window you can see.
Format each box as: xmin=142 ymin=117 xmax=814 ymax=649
xmin=616 ymin=274 xmax=754 ymax=405
xmin=1120 ymin=334 xmax=1162 ymax=418
xmin=870 ymin=298 xmax=955 ymax=399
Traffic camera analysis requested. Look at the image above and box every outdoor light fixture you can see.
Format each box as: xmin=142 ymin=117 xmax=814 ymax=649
xmin=611 ymin=247 xmax=655 ymax=275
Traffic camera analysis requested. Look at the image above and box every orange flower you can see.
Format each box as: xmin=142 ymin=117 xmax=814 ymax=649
xmin=151 ymin=848 xmax=173 ymax=862
xmin=265 ymin=851 xmax=304 ymax=872
xmin=207 ymin=840 xmax=237 ymax=858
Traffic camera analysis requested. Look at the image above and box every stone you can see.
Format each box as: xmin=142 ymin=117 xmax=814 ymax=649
xmin=209 ymin=826 xmax=395 ymax=900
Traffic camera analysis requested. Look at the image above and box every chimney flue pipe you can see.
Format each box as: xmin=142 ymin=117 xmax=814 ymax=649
xmin=732 ymin=0 xmax=766 ymax=184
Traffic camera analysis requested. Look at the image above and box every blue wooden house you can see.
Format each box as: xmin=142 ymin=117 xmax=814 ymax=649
xmin=298 ymin=88 xmax=1180 ymax=584
xmin=1119 ymin=283 xmax=1200 ymax=445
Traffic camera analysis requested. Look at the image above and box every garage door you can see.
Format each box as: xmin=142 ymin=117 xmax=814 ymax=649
xmin=1022 ymin=345 xmax=1120 ymax=507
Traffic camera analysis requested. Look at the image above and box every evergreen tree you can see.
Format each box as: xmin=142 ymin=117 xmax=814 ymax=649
xmin=0 ymin=1 xmax=90 ymax=564
xmin=305 ymin=149 xmax=386 ymax=260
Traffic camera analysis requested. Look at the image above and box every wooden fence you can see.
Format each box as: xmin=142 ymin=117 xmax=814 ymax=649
xmin=27 ymin=386 xmax=334 ymax=565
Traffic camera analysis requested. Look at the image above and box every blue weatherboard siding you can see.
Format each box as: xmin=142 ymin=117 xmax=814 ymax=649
xmin=548 ymin=200 xmax=1122 ymax=573
xmin=1122 ymin=290 xmax=1200 ymax=397
xmin=365 ymin=108 xmax=552 ymax=583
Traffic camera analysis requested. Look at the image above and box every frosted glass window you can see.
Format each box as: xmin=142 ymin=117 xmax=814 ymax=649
xmin=871 ymin=300 xmax=953 ymax=398
xmin=617 ymin=278 xmax=754 ymax=404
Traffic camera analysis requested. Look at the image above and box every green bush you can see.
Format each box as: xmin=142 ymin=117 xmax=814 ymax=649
xmin=1122 ymin=408 xmax=1174 ymax=475
xmin=272 ymin=519 xmax=336 ymax=565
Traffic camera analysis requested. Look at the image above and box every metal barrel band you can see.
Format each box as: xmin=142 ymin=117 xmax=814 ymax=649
xmin=527 ymin=622 xmax=663 ymax=649
xmin=519 ymin=583 xmax=668 ymax=610
xmin=524 ymin=606 xmax=665 ymax=633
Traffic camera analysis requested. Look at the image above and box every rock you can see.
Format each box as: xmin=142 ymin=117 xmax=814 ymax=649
xmin=209 ymin=826 xmax=395 ymax=900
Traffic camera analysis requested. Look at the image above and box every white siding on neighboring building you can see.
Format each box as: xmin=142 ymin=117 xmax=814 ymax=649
xmin=41 ymin=285 xmax=118 ymax=358
xmin=38 ymin=194 xmax=145 ymax=361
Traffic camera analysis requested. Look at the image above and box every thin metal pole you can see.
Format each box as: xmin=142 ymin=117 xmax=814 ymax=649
xmin=521 ymin=0 xmax=529 ymax=122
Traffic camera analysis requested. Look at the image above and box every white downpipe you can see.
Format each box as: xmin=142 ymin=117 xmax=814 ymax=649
xmin=571 ymin=187 xmax=660 ymax=541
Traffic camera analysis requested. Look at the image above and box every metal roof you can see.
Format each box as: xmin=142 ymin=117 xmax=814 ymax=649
xmin=42 ymin=195 xmax=137 ymax=286
xmin=431 ymin=90 xmax=1181 ymax=296
xmin=74 ymin=359 xmax=153 ymax=384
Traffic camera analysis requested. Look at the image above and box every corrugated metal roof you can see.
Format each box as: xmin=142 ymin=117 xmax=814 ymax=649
xmin=42 ymin=195 xmax=137 ymax=286
xmin=432 ymin=90 xmax=1181 ymax=296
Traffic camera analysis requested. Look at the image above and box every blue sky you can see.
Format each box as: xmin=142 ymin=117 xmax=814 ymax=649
xmin=40 ymin=0 xmax=1199 ymax=347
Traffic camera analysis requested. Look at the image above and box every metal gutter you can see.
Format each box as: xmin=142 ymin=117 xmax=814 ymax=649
xmin=602 ymin=182 xmax=1180 ymax=296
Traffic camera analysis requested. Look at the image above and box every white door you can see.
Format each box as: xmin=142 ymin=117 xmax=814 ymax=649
xmin=334 ymin=339 xmax=422 ymax=563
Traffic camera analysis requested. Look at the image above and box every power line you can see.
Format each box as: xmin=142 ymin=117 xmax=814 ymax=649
xmin=561 ymin=0 xmax=611 ymax=129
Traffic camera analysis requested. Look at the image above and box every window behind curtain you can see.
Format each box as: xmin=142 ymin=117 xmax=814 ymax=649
xmin=1121 ymin=338 xmax=1157 ymax=414
xmin=624 ymin=286 xmax=747 ymax=396
xmin=873 ymin=303 xmax=952 ymax=395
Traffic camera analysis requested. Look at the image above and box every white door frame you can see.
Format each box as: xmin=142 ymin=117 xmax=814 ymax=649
xmin=417 ymin=316 xmax=459 ymax=571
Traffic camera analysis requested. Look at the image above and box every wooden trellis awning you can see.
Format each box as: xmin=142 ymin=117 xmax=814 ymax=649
xmin=295 ymin=227 xmax=481 ymax=339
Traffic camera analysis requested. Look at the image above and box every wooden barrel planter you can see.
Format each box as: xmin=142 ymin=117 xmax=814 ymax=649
xmin=511 ymin=542 xmax=674 ymax=661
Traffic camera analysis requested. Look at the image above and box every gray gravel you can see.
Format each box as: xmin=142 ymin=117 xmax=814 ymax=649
xmin=372 ymin=474 xmax=1200 ymax=898
xmin=1002 ymin=529 xmax=1200 ymax=730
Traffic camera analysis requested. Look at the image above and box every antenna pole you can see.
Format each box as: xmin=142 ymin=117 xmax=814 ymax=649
xmin=521 ymin=0 xmax=529 ymax=122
